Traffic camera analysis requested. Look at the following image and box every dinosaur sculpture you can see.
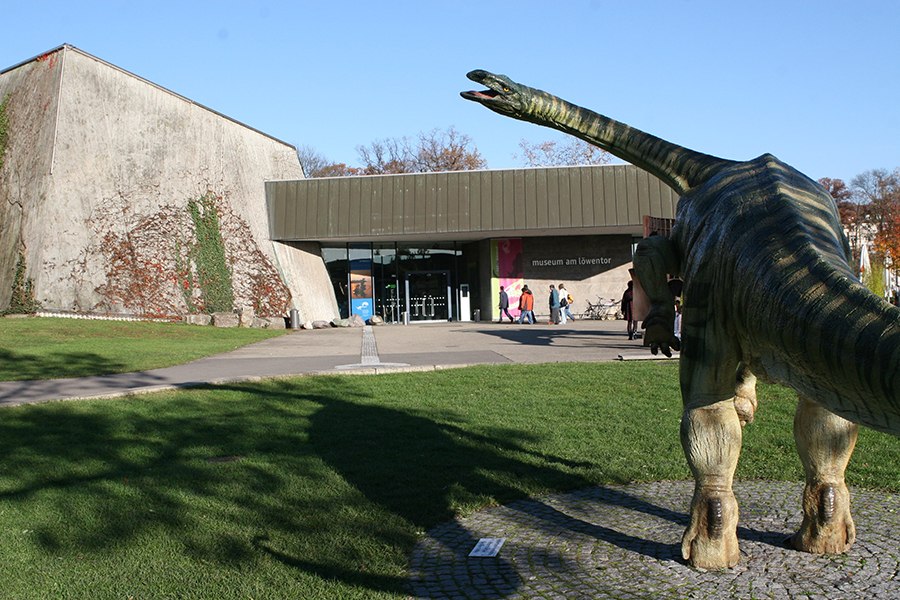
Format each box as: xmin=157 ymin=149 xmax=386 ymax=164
xmin=462 ymin=69 xmax=900 ymax=569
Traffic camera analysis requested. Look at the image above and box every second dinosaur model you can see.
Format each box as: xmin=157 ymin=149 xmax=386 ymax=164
xmin=462 ymin=69 xmax=900 ymax=569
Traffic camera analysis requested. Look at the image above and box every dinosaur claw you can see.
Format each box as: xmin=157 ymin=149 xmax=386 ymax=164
xmin=650 ymin=343 xmax=673 ymax=357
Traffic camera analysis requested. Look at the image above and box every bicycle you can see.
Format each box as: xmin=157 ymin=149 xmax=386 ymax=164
xmin=580 ymin=297 xmax=620 ymax=320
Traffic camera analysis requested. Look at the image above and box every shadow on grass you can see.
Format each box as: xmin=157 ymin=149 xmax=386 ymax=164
xmin=0 ymin=348 xmax=128 ymax=381
xmin=0 ymin=376 xmax=691 ymax=597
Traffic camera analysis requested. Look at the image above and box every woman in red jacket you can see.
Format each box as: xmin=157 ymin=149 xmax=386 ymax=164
xmin=518 ymin=285 xmax=535 ymax=324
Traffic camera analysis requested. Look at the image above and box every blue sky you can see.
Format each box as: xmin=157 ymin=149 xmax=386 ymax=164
xmin=3 ymin=1 xmax=898 ymax=184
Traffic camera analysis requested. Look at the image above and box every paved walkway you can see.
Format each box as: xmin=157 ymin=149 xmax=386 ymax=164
xmin=0 ymin=319 xmax=658 ymax=406
xmin=408 ymin=480 xmax=900 ymax=599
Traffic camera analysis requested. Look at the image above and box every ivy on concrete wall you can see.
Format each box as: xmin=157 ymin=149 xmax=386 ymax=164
xmin=4 ymin=250 xmax=41 ymax=315
xmin=173 ymin=237 xmax=197 ymax=313
xmin=92 ymin=191 xmax=287 ymax=318
xmin=187 ymin=192 xmax=234 ymax=313
xmin=0 ymin=94 xmax=9 ymax=172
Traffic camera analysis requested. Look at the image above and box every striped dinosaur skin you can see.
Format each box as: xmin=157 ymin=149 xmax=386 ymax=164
xmin=674 ymin=153 xmax=900 ymax=432
xmin=462 ymin=70 xmax=900 ymax=569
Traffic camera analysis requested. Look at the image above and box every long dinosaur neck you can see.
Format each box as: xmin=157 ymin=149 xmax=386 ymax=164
xmin=519 ymin=87 xmax=734 ymax=195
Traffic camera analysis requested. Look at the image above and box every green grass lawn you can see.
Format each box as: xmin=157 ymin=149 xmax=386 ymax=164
xmin=0 ymin=317 xmax=286 ymax=380
xmin=0 ymin=362 xmax=897 ymax=598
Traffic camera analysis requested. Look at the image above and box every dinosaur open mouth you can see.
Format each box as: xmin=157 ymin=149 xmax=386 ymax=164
xmin=461 ymin=89 xmax=499 ymax=101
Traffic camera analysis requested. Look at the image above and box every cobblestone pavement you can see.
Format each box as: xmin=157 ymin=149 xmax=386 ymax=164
xmin=408 ymin=480 xmax=899 ymax=599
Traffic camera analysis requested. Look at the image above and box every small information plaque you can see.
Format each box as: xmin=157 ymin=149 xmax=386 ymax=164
xmin=468 ymin=537 xmax=506 ymax=557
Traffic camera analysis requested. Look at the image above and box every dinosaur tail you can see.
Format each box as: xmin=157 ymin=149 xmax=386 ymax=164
xmin=518 ymin=86 xmax=735 ymax=195
xmin=753 ymin=251 xmax=900 ymax=434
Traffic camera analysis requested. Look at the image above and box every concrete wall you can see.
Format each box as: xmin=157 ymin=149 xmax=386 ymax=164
xmin=0 ymin=52 xmax=61 ymax=309
xmin=0 ymin=46 xmax=337 ymax=321
xmin=271 ymin=241 xmax=339 ymax=320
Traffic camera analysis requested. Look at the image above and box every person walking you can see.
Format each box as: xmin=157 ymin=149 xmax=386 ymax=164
xmin=549 ymin=284 xmax=561 ymax=324
xmin=518 ymin=285 xmax=535 ymax=324
xmin=621 ymin=280 xmax=638 ymax=339
xmin=558 ymin=283 xmax=574 ymax=324
xmin=498 ymin=285 xmax=514 ymax=323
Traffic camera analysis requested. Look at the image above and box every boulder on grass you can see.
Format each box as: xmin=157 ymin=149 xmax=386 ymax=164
xmin=237 ymin=306 xmax=255 ymax=328
xmin=185 ymin=314 xmax=212 ymax=326
xmin=212 ymin=312 xmax=239 ymax=328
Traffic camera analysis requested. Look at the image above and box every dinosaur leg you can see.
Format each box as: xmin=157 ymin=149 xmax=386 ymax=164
xmin=678 ymin=310 xmax=744 ymax=569
xmin=791 ymin=395 xmax=858 ymax=554
xmin=680 ymin=396 xmax=743 ymax=569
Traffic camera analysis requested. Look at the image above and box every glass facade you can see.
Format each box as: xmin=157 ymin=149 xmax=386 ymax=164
xmin=323 ymin=242 xmax=480 ymax=323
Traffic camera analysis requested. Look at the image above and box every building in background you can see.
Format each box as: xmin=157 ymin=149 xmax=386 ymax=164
xmin=0 ymin=45 xmax=678 ymax=325
xmin=0 ymin=45 xmax=335 ymax=323
xmin=266 ymin=166 xmax=678 ymax=323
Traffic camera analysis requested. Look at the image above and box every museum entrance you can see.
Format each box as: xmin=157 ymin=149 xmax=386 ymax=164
xmin=405 ymin=270 xmax=451 ymax=322
xmin=322 ymin=241 xmax=480 ymax=323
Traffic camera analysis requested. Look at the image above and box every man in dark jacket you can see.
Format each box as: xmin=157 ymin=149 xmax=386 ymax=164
xmin=549 ymin=284 xmax=561 ymax=324
xmin=498 ymin=286 xmax=514 ymax=323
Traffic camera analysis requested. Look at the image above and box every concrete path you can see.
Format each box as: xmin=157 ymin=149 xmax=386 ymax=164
xmin=0 ymin=319 xmax=662 ymax=406
xmin=408 ymin=480 xmax=900 ymax=599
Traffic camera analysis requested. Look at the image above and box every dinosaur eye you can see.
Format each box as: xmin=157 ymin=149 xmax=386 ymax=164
xmin=503 ymin=86 xmax=510 ymax=92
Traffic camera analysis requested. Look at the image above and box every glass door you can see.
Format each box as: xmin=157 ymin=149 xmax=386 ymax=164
xmin=405 ymin=271 xmax=451 ymax=322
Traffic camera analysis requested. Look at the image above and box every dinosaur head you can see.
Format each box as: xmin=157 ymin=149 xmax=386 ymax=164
xmin=460 ymin=70 xmax=530 ymax=118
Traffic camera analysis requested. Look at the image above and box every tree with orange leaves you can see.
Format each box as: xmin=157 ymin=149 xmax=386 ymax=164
xmin=851 ymin=168 xmax=900 ymax=294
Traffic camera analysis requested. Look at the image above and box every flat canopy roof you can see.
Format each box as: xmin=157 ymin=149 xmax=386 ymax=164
xmin=266 ymin=164 xmax=678 ymax=243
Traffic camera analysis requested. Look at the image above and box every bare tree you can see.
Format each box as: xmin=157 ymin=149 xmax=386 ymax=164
xmin=413 ymin=127 xmax=486 ymax=172
xmin=356 ymin=137 xmax=411 ymax=175
xmin=296 ymin=145 xmax=332 ymax=178
xmin=851 ymin=169 xmax=900 ymax=228
xmin=297 ymin=145 xmax=363 ymax=178
xmin=356 ymin=126 xmax=486 ymax=174
xmin=313 ymin=163 xmax=361 ymax=178
xmin=302 ymin=127 xmax=487 ymax=178
xmin=516 ymin=138 xmax=611 ymax=167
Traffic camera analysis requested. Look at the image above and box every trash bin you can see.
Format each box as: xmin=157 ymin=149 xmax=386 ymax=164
xmin=473 ymin=309 xmax=481 ymax=322
xmin=289 ymin=308 xmax=299 ymax=329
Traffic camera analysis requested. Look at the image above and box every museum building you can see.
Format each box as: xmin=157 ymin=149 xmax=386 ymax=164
xmin=266 ymin=165 xmax=677 ymax=323
xmin=0 ymin=45 xmax=678 ymax=324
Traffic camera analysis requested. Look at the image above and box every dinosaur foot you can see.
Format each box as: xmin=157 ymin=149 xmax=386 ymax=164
xmin=790 ymin=483 xmax=855 ymax=554
xmin=682 ymin=494 xmax=740 ymax=569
